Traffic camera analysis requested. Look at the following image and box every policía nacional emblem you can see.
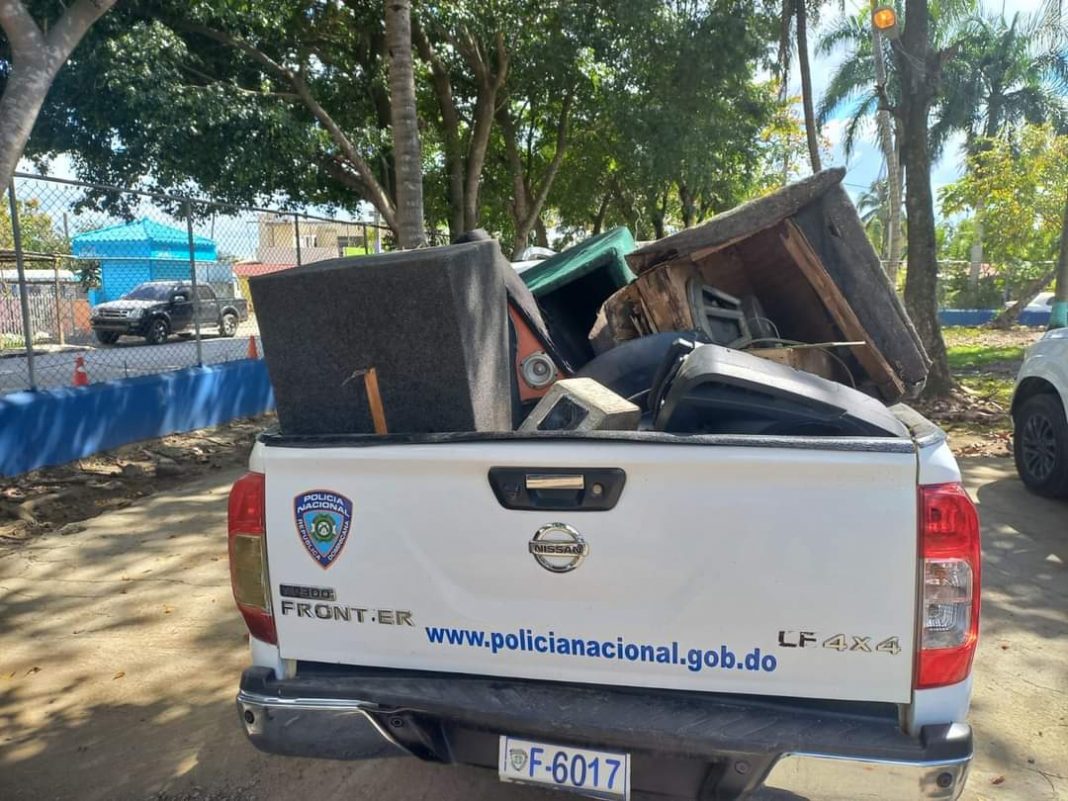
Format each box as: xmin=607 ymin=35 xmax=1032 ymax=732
xmin=294 ymin=490 xmax=353 ymax=568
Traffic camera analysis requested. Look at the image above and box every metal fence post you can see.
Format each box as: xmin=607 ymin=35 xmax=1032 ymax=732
xmin=7 ymin=183 xmax=37 ymax=390
xmin=294 ymin=213 xmax=303 ymax=266
xmin=52 ymin=256 xmax=65 ymax=346
xmin=185 ymin=201 xmax=204 ymax=367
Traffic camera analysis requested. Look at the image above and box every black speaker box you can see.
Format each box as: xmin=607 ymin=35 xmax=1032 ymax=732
xmin=250 ymin=240 xmax=512 ymax=435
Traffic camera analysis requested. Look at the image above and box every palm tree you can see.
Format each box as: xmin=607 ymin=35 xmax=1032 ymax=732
xmin=934 ymin=11 xmax=1067 ymax=287
xmin=933 ymin=12 xmax=1067 ymax=154
xmin=776 ymin=0 xmax=822 ymax=173
xmin=384 ymin=0 xmax=426 ymax=248
xmin=817 ymin=12 xmax=905 ymax=279
xmin=817 ymin=3 xmax=974 ymax=282
xmin=857 ymin=178 xmax=890 ymax=258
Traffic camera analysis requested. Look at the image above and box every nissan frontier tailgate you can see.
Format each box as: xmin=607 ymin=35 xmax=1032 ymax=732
xmin=259 ymin=434 xmax=919 ymax=704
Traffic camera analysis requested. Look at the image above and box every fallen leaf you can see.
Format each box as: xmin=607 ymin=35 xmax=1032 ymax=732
xmin=991 ymin=775 xmax=1005 ymax=785
xmin=113 ymin=671 xmax=125 ymax=680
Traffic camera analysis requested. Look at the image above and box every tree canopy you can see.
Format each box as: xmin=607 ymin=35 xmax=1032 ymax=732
xmin=22 ymin=0 xmax=783 ymax=249
xmin=942 ymin=124 xmax=1068 ymax=264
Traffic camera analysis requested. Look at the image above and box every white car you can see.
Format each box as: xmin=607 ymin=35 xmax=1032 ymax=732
xmin=1022 ymin=291 xmax=1055 ymax=315
xmin=1012 ymin=328 xmax=1068 ymax=497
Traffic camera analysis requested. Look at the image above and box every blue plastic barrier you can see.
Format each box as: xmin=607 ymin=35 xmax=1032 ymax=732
xmin=0 ymin=360 xmax=274 ymax=477
xmin=938 ymin=308 xmax=1052 ymax=327
xmin=938 ymin=309 xmax=997 ymax=327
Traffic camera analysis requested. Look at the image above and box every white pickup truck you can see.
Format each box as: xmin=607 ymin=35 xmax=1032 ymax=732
xmin=226 ymin=404 xmax=980 ymax=801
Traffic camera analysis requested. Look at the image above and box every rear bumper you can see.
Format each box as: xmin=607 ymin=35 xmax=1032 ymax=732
xmin=237 ymin=666 xmax=971 ymax=800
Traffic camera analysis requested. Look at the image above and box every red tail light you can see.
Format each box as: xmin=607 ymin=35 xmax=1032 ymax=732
xmin=227 ymin=471 xmax=276 ymax=644
xmin=916 ymin=483 xmax=980 ymax=689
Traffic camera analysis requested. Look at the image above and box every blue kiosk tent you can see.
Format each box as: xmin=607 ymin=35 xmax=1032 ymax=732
xmin=72 ymin=218 xmax=228 ymax=304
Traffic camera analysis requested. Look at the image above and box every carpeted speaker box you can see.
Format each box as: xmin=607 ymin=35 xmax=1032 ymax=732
xmin=250 ymin=240 xmax=512 ymax=435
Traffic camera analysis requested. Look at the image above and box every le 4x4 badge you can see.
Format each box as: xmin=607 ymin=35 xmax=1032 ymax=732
xmin=294 ymin=490 xmax=353 ymax=568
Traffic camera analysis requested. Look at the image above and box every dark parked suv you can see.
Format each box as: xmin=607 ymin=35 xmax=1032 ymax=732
xmin=90 ymin=281 xmax=249 ymax=345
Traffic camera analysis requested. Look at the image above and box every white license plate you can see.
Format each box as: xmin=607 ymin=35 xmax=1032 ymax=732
xmin=499 ymin=736 xmax=630 ymax=799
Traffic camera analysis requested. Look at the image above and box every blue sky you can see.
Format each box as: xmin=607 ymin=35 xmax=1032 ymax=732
xmin=805 ymin=0 xmax=1052 ymax=203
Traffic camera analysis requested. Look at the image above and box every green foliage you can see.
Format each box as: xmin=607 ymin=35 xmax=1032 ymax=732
xmin=941 ymin=124 xmax=1068 ymax=263
xmin=27 ymin=1 xmax=391 ymax=217
xmin=945 ymin=340 xmax=1026 ymax=369
xmin=0 ymin=198 xmax=66 ymax=253
xmin=815 ymin=2 xmax=1066 ymax=161
xmin=22 ymin=0 xmax=781 ymax=244
xmin=75 ymin=259 xmax=102 ymax=289
xmin=752 ymin=90 xmax=818 ymax=192
xmin=934 ymin=11 xmax=1068 ymax=153
xmin=549 ymin=1 xmax=778 ymax=239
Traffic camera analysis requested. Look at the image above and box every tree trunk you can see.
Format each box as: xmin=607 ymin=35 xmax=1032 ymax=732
xmin=412 ymin=22 xmax=463 ymax=238
xmin=989 ymin=269 xmax=1057 ymax=329
xmin=679 ymin=182 xmax=696 ymax=229
xmin=897 ymin=0 xmax=954 ymax=397
xmin=795 ymin=0 xmax=821 ymax=173
xmin=0 ymin=0 xmax=118 ymax=197
xmin=967 ymin=203 xmax=984 ymax=291
xmin=650 ymin=192 xmax=669 ymax=240
xmin=454 ymin=30 xmax=509 ymax=232
xmin=534 ymin=217 xmax=549 ymax=249
xmin=464 ymin=89 xmax=496 ymax=230
xmin=0 ymin=55 xmax=55 ymax=196
xmin=592 ymin=190 xmax=612 ymax=235
xmin=499 ymin=94 xmax=573 ymax=260
xmin=1049 ymin=188 xmax=1068 ymax=329
xmin=871 ymin=27 xmax=902 ymax=283
xmin=384 ymin=0 xmax=425 ymax=248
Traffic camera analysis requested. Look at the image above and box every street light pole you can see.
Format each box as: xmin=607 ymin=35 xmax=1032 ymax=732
xmin=871 ymin=3 xmax=903 ymax=284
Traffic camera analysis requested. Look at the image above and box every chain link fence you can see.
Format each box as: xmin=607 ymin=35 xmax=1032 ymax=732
xmin=1 ymin=173 xmax=396 ymax=395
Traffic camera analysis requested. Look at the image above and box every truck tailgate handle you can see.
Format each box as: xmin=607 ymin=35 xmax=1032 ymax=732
xmin=488 ymin=467 xmax=626 ymax=511
xmin=525 ymin=474 xmax=585 ymax=491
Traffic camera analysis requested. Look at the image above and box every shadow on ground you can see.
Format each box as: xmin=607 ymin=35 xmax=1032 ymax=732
xmin=0 ymin=469 xmax=555 ymax=801
xmin=959 ymin=458 xmax=1067 ymax=801
xmin=0 ymin=458 xmax=1064 ymax=800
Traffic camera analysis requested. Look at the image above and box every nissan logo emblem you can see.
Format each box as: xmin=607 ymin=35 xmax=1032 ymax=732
xmin=529 ymin=523 xmax=588 ymax=573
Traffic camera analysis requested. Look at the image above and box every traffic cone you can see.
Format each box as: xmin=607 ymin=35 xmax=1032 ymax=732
xmin=72 ymin=355 xmax=89 ymax=387
xmin=246 ymin=336 xmax=259 ymax=360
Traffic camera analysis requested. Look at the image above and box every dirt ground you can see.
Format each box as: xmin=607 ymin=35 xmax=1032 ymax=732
xmin=0 ymin=457 xmax=1064 ymax=801
xmin=0 ymin=417 xmax=268 ymax=545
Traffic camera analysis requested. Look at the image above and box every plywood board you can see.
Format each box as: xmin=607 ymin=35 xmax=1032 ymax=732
xmin=779 ymin=221 xmax=904 ymax=399
xmin=633 ymin=262 xmax=701 ymax=332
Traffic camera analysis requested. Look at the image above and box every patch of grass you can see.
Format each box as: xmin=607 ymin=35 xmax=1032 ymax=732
xmin=957 ymin=374 xmax=1015 ymax=408
xmin=942 ymin=326 xmax=987 ymax=344
xmin=946 ymin=342 xmax=1026 ymax=371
